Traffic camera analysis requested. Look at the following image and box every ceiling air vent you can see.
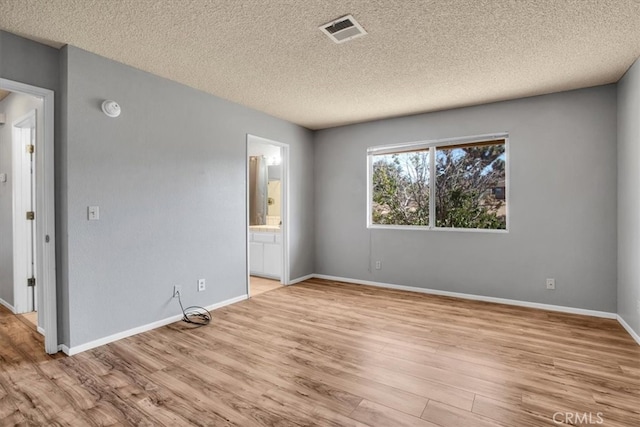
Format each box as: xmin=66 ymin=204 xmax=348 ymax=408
xmin=319 ymin=15 xmax=367 ymax=44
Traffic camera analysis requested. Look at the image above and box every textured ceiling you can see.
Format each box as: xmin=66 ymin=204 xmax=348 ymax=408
xmin=1 ymin=1 xmax=639 ymax=129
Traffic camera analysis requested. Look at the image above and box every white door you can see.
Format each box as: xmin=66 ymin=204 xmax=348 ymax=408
xmin=13 ymin=110 xmax=37 ymax=313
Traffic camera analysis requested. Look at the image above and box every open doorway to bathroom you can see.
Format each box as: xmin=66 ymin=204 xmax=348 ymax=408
xmin=246 ymin=135 xmax=289 ymax=297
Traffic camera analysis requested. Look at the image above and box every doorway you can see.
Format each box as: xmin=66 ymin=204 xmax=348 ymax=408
xmin=0 ymin=79 xmax=57 ymax=354
xmin=246 ymin=135 xmax=289 ymax=297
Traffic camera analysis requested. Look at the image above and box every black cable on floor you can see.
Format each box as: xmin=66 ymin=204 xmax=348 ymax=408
xmin=176 ymin=291 xmax=211 ymax=326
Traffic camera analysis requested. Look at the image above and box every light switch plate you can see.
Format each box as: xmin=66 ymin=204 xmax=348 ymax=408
xmin=0 ymin=173 xmax=6 ymax=183
xmin=88 ymin=206 xmax=100 ymax=220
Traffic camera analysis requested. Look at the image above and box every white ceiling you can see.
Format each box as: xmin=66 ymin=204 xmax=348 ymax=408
xmin=1 ymin=1 xmax=639 ymax=130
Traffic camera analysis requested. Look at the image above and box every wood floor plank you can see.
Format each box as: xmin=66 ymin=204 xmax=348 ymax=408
xmin=0 ymin=279 xmax=638 ymax=426
xmin=365 ymin=350 xmax=523 ymax=405
xmin=250 ymin=276 xmax=282 ymax=297
xmin=259 ymin=386 xmax=369 ymax=427
xmin=148 ymin=367 xmax=259 ymax=426
xmin=421 ymin=400 xmax=501 ymax=427
xmin=350 ymin=399 xmax=440 ymax=427
xmin=0 ymin=378 xmax=22 ymax=422
xmin=283 ymin=349 xmax=429 ymax=417
xmin=288 ymin=345 xmax=475 ymax=411
xmin=521 ymin=392 xmax=639 ymax=427
xmin=37 ymin=360 xmax=100 ymax=411
xmin=2 ymin=366 xmax=74 ymax=422
xmin=471 ymin=394 xmax=554 ymax=427
xmin=52 ymin=407 xmax=107 ymax=427
xmin=190 ymin=316 xmax=428 ymax=417
xmin=164 ymin=326 xmax=366 ymax=417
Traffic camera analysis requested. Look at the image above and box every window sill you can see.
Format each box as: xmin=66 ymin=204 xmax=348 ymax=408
xmin=367 ymin=224 xmax=509 ymax=234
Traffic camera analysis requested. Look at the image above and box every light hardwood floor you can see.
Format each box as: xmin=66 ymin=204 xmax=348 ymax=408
xmin=1 ymin=278 xmax=639 ymax=426
xmin=250 ymin=276 xmax=282 ymax=297
xmin=17 ymin=311 xmax=37 ymax=331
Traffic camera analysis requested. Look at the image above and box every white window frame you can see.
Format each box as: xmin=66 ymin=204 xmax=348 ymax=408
xmin=367 ymin=132 xmax=509 ymax=233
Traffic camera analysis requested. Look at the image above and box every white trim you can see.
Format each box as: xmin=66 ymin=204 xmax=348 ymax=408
xmin=313 ymin=274 xmax=617 ymax=319
xmin=283 ymin=144 xmax=290 ymax=285
xmin=617 ymin=315 xmax=640 ymax=345
xmin=0 ymin=79 xmax=57 ymax=354
xmin=428 ymin=146 xmax=436 ymax=229
xmin=37 ymin=326 xmax=45 ymax=336
xmin=246 ymin=140 xmax=251 ymax=295
xmin=61 ymin=294 xmax=248 ymax=356
xmin=367 ymin=132 xmax=509 ymax=155
xmin=504 ymin=136 xmax=510 ymax=231
xmin=288 ymin=274 xmax=315 ymax=285
xmin=366 ymin=153 xmax=373 ymax=228
xmin=250 ymin=272 xmax=281 ymax=281
xmin=0 ymin=297 xmax=16 ymax=313
xmin=367 ymin=224 xmax=509 ymax=234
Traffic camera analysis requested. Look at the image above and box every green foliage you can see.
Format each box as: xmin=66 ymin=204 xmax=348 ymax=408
xmin=372 ymin=144 xmax=506 ymax=229
xmin=372 ymin=152 xmax=429 ymax=226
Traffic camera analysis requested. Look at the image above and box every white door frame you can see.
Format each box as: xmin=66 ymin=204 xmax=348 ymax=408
xmin=12 ymin=110 xmax=37 ymax=314
xmin=246 ymin=134 xmax=290 ymax=295
xmin=1 ymin=78 xmax=58 ymax=354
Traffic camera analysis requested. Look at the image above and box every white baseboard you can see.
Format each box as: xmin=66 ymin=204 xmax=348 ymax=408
xmin=0 ymin=297 xmax=15 ymax=313
xmin=617 ymin=315 xmax=640 ymax=345
xmin=313 ymin=274 xmax=618 ymax=319
xmin=56 ymin=275 xmax=640 ymax=356
xmin=37 ymin=326 xmax=45 ymax=336
xmin=288 ymin=274 xmax=315 ymax=285
xmin=61 ymin=294 xmax=249 ymax=356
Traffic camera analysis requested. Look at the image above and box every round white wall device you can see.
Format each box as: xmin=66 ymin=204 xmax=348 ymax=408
xmin=101 ymin=100 xmax=121 ymax=118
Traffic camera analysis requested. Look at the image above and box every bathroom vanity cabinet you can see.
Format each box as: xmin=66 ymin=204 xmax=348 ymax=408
xmin=249 ymin=231 xmax=282 ymax=278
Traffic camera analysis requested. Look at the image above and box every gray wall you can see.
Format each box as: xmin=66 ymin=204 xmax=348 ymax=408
xmin=61 ymin=46 xmax=314 ymax=347
xmin=315 ymin=86 xmax=618 ymax=313
xmin=0 ymin=31 xmax=60 ymax=92
xmin=617 ymin=58 xmax=640 ymax=337
xmin=0 ymin=93 xmax=43 ymax=308
xmin=0 ymin=32 xmax=59 ymax=328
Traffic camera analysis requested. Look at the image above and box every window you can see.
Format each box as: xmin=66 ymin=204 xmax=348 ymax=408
xmin=368 ymin=134 xmax=508 ymax=231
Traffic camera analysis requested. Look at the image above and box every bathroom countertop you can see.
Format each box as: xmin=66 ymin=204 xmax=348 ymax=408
xmin=249 ymin=225 xmax=281 ymax=232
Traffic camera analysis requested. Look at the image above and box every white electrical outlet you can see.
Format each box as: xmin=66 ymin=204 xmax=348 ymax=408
xmin=546 ymin=278 xmax=555 ymax=290
xmin=375 ymin=261 xmax=381 ymax=270
xmin=173 ymin=285 xmax=182 ymax=298
xmin=198 ymin=279 xmax=206 ymax=292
